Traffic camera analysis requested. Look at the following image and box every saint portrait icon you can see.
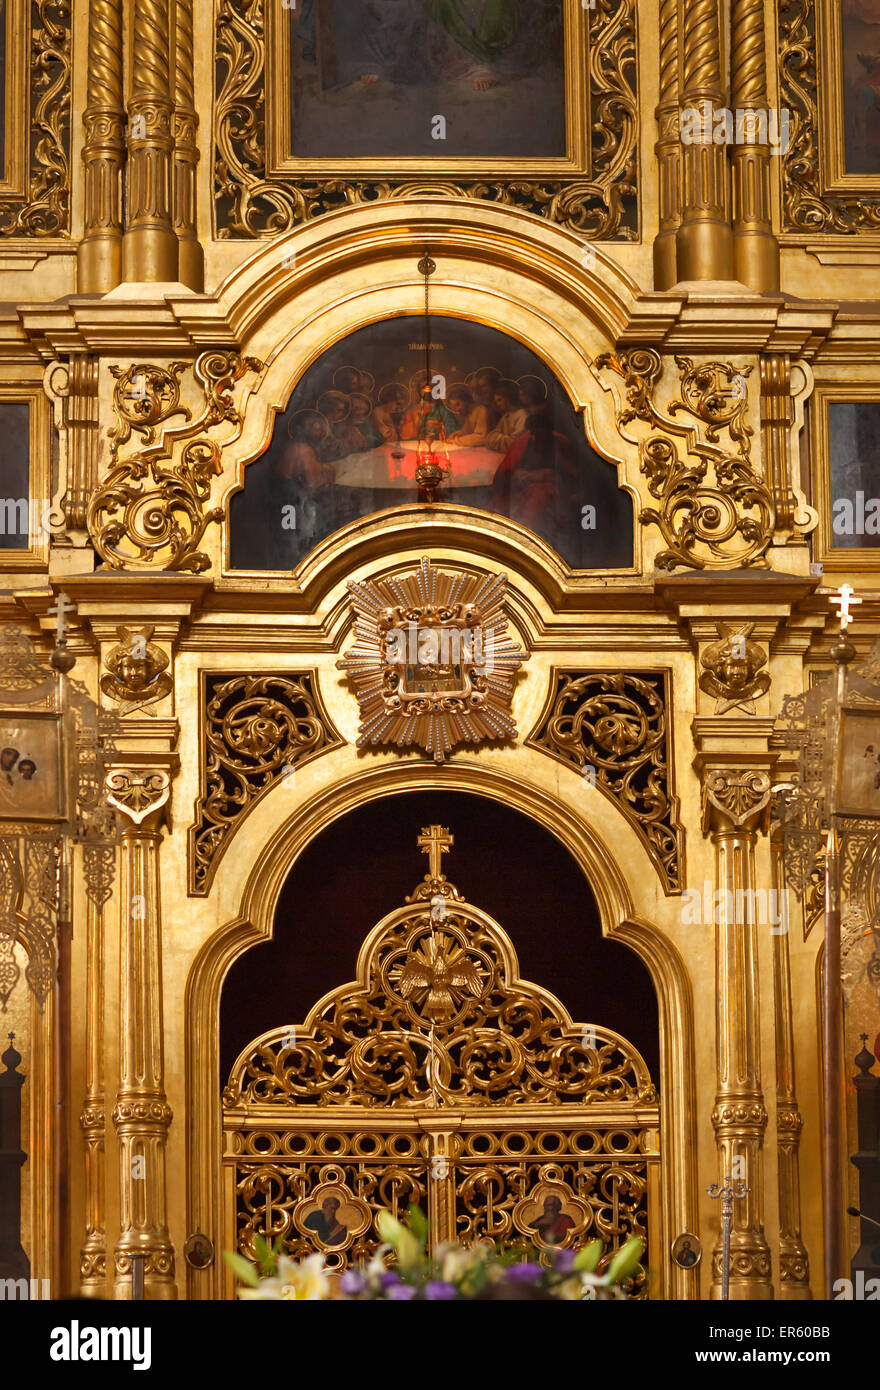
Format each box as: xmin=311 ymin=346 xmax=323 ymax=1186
xmin=303 ymin=1196 xmax=348 ymax=1247
xmin=671 ymin=1233 xmax=702 ymax=1269
xmin=293 ymin=1182 xmax=371 ymax=1254
xmin=0 ymin=716 xmax=63 ymax=821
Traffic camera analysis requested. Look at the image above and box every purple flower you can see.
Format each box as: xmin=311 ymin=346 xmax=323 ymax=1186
xmin=505 ymin=1262 xmax=544 ymax=1283
xmin=380 ymin=1271 xmax=401 ymax=1289
xmin=386 ymin=1283 xmax=418 ymax=1300
xmin=553 ymin=1249 xmax=576 ymax=1273
xmin=424 ymin=1281 xmax=457 ymax=1301
xmin=340 ymin=1270 xmax=366 ymax=1296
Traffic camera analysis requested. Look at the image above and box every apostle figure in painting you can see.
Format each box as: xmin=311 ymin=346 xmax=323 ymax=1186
xmin=316 ymin=391 xmax=367 ymax=460
xmin=490 ymin=410 xmax=582 ymax=548
xmin=350 ymin=393 xmax=384 ymax=449
xmin=446 ymin=384 xmax=493 ymax=446
xmin=0 ymin=747 xmax=19 ymax=813
xmin=528 ymin=1194 xmax=575 ymax=1246
xmin=304 ymin=1196 xmax=348 ymax=1247
xmin=373 ymin=383 xmax=410 ymax=442
xmin=486 ymin=379 xmax=528 ymax=453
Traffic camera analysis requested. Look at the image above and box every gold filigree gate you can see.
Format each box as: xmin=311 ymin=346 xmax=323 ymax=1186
xmin=222 ymin=828 xmax=659 ymax=1288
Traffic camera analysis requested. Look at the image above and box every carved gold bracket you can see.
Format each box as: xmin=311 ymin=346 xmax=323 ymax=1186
xmin=593 ymin=349 xmax=776 ymax=570
xmin=87 ymin=350 xmax=262 ymax=572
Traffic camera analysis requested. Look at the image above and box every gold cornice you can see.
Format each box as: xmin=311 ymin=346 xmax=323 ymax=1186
xmin=14 ymin=296 xmax=237 ymax=362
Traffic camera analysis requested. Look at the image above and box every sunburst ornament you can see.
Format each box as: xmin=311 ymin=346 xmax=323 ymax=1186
xmin=337 ymin=557 xmax=528 ymax=763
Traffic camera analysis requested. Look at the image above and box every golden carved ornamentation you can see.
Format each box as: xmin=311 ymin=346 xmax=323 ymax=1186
xmin=101 ymin=625 xmax=172 ymax=716
xmin=0 ymin=0 xmax=71 ymax=236
xmin=105 ymin=768 xmax=171 ymax=826
xmin=108 ymin=362 xmax=189 ymax=460
xmin=0 ymin=625 xmax=55 ymax=701
xmin=699 ymin=623 xmax=770 ymax=715
xmin=224 ymin=830 xmax=656 ymax=1279
xmin=730 ymin=0 xmax=779 ymax=291
xmin=122 ymin=0 xmax=177 ymax=280
xmin=88 ymin=351 xmax=262 ymax=572
xmin=653 ymin=0 xmax=681 ymax=289
xmin=213 ymin=0 xmax=638 ymax=240
xmin=188 ymin=673 xmax=342 ymax=896
xmin=337 ymin=557 xmax=528 ymax=765
xmin=594 ymin=349 xmax=775 ymax=570
xmin=702 ymin=768 xmax=772 ymax=833
xmin=676 ymin=0 xmax=733 ymax=280
xmin=224 ymin=833 xmax=655 ymax=1110
xmin=527 ymin=669 xmax=682 ymax=893
xmin=779 ymin=0 xmax=880 ymax=233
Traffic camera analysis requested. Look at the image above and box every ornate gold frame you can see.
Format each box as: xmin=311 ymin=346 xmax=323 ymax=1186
xmin=267 ymin=0 xmax=588 ymax=178
xmin=185 ymin=756 xmax=698 ymax=1301
xmin=0 ymin=385 xmax=51 ymax=572
xmin=0 ymin=0 xmax=29 ymax=201
xmin=816 ymin=0 xmax=880 ymax=194
xmin=808 ymin=382 xmax=880 ymax=571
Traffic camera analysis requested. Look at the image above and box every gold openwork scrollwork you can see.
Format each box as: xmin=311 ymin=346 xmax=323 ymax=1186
xmin=0 ymin=0 xmax=71 ymax=236
xmin=527 ymin=669 xmax=682 ymax=893
xmin=189 ymin=673 xmax=343 ymax=895
xmin=87 ymin=350 xmax=262 ymax=572
xmin=593 ymin=349 xmax=775 ymax=570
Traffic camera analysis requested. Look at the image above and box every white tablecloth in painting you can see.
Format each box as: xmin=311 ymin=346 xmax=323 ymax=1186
xmin=332 ymin=440 xmax=500 ymax=489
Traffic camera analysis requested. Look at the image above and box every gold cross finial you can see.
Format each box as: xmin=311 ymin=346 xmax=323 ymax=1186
xmin=417 ymin=825 xmax=453 ymax=879
xmin=832 ymin=583 xmax=862 ymax=629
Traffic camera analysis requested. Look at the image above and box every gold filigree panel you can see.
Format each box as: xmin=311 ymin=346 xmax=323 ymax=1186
xmin=0 ymin=0 xmax=71 ymax=237
xmin=213 ymin=0 xmax=638 ymax=239
xmin=779 ymin=0 xmax=880 ymax=234
xmin=188 ymin=672 xmax=344 ymax=896
xmin=526 ymin=669 xmax=683 ymax=894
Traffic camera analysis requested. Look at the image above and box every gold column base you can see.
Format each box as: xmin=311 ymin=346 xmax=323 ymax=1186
xmin=733 ymin=231 xmax=780 ymax=294
xmin=176 ymin=236 xmax=204 ymax=293
xmin=676 ymin=218 xmax=734 ymax=283
xmin=653 ymin=230 xmax=679 ymax=292
xmin=77 ymin=236 xmax=122 ymax=296
xmin=122 ymin=225 xmax=179 ymax=284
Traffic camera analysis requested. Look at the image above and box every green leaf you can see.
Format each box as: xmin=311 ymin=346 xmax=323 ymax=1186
xmin=407 ymin=1204 xmax=429 ymax=1245
xmin=223 ymin=1251 xmax=260 ymax=1287
xmin=607 ymin=1236 xmax=645 ymax=1285
xmin=574 ymin=1239 xmax=603 ymax=1273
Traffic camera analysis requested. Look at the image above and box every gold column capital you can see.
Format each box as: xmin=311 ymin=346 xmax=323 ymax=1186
xmin=701 ymin=767 xmax=772 ymax=836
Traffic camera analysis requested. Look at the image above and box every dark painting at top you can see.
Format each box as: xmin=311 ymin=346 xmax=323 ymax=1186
xmin=290 ymin=0 xmax=566 ymax=159
xmin=0 ymin=402 xmax=30 ymax=550
xmin=229 ymin=315 xmax=634 ymax=572
xmin=842 ymin=0 xmax=880 ymax=174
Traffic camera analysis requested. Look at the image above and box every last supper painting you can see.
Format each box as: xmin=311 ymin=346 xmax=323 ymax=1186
xmin=229 ymin=316 xmax=634 ymax=571
xmin=286 ymin=0 xmax=567 ymax=159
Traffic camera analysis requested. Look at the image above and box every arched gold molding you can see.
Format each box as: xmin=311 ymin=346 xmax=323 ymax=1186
xmin=185 ymin=755 xmax=698 ymax=1301
xmin=202 ymin=198 xmax=651 ymax=581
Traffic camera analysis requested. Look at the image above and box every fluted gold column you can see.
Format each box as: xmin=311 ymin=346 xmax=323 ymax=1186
xmin=78 ymin=0 xmax=125 ymax=293
xmin=770 ymin=820 xmax=812 ymax=1298
xmin=675 ymin=0 xmax=734 ymax=281
xmin=110 ymin=769 xmax=176 ymax=1299
xmin=121 ymin=0 xmax=178 ymax=282
xmin=172 ymin=0 xmax=203 ymax=291
xmin=730 ymin=0 xmax=779 ymax=290
xmin=79 ymin=898 xmax=106 ymax=1296
xmin=654 ymin=0 xmax=682 ymax=289
xmin=702 ymin=769 xmax=773 ymax=1299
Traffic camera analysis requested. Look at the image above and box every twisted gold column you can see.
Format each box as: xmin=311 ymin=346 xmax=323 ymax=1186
xmin=77 ymin=0 xmax=125 ymax=293
xmin=676 ymin=0 xmax=733 ymax=281
xmin=770 ymin=821 xmax=812 ymax=1298
xmin=79 ymin=898 xmax=106 ymax=1296
xmin=730 ymin=0 xmax=779 ymax=290
xmin=122 ymin=0 xmax=178 ymax=282
xmin=654 ymin=0 xmax=682 ymax=289
xmin=111 ymin=771 xmax=176 ymax=1298
xmin=703 ymin=770 xmax=774 ymax=1299
xmin=173 ymin=0 xmax=203 ymax=291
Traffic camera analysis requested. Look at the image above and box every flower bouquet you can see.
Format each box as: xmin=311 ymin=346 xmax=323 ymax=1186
xmin=226 ymin=1206 xmax=645 ymax=1301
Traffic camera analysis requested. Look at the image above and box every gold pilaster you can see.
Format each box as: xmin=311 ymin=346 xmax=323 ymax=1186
xmin=702 ymin=768 xmax=774 ymax=1299
xmin=760 ymin=355 xmax=796 ymax=534
xmin=63 ymin=358 xmax=101 ymax=535
xmin=654 ymin=0 xmax=681 ymax=289
xmin=675 ymin=0 xmax=734 ymax=281
xmin=78 ymin=0 xmax=125 ymax=293
xmin=172 ymin=0 xmax=203 ymax=291
xmin=729 ymin=0 xmax=779 ymax=292
xmin=770 ymin=821 xmax=812 ymax=1299
xmin=110 ymin=767 xmax=177 ymax=1299
xmin=79 ymin=898 xmax=106 ymax=1296
xmin=121 ymin=0 xmax=178 ymax=283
